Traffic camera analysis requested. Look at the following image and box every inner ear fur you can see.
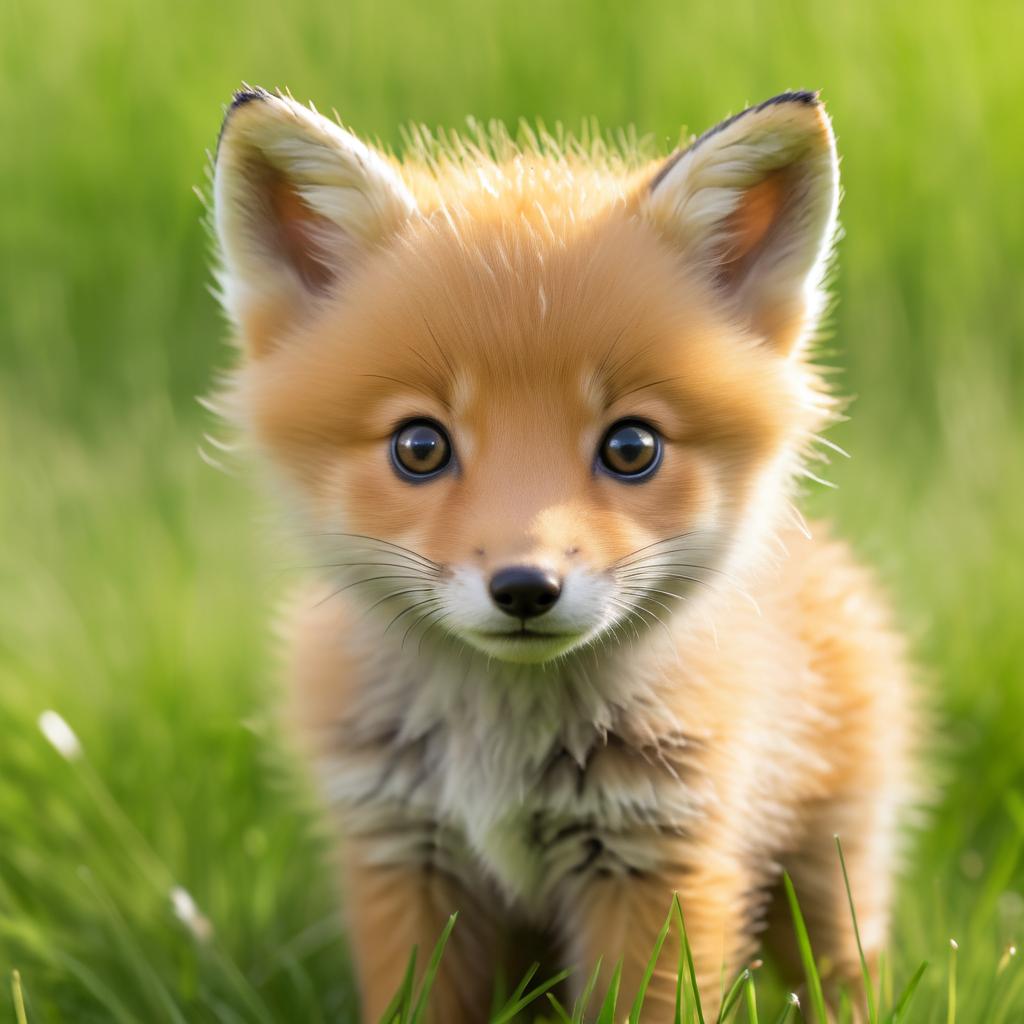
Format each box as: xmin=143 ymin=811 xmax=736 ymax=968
xmin=262 ymin=165 xmax=337 ymax=294
xmin=643 ymin=92 xmax=839 ymax=354
xmin=213 ymin=88 xmax=417 ymax=356
xmin=720 ymin=168 xmax=790 ymax=284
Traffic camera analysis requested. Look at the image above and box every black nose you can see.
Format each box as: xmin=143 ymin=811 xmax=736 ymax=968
xmin=489 ymin=566 xmax=562 ymax=619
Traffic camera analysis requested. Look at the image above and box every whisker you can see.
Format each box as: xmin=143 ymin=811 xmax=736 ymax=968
xmin=617 ymin=552 xmax=749 ymax=589
xmin=618 ymin=576 xmax=713 ymax=597
xmin=606 ymin=597 xmax=643 ymax=637
xmin=292 ymin=561 xmax=439 ymax=576
xmin=336 ymin=573 xmax=435 ymax=591
xmin=609 ymin=531 xmax=704 ymax=569
xmin=621 ymin=565 xmax=760 ymax=615
xmin=308 ymin=532 xmax=443 ymax=571
xmin=619 ymin=588 xmax=679 ymax=626
xmin=617 ymin=562 xmax=731 ymax=583
xmin=608 ymin=594 xmax=675 ymax=647
xmin=615 ymin=546 xmax=723 ymax=571
xmin=610 ymin=598 xmax=683 ymax=673
xmin=619 ymin=584 xmax=688 ymax=607
xmin=403 ymin=605 xmax=448 ymax=652
xmin=423 ymin=614 xmax=463 ymax=656
xmin=314 ymin=576 xmax=435 ymax=609
xmin=601 ymin=603 xmax=640 ymax=645
xmin=617 ymin=611 xmax=643 ymax=645
xmin=383 ymin=596 xmax=444 ymax=635
xmin=413 ymin=613 xmax=445 ymax=655
xmin=366 ymin=587 xmax=438 ymax=617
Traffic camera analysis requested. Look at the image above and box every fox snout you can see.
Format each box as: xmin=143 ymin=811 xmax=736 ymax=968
xmin=488 ymin=566 xmax=562 ymax=619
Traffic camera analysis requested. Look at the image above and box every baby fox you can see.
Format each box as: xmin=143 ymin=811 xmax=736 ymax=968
xmin=211 ymin=88 xmax=912 ymax=1021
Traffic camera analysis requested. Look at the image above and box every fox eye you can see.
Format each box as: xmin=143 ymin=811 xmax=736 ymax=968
xmin=598 ymin=420 xmax=661 ymax=480
xmin=391 ymin=420 xmax=452 ymax=480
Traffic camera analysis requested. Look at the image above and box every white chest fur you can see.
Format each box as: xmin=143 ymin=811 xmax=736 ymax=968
xmin=319 ymin=647 xmax=714 ymax=914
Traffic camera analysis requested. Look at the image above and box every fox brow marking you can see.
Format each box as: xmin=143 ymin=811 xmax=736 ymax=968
xmin=360 ymin=320 xmax=457 ymax=413
xmin=606 ymin=375 xmax=683 ymax=405
xmin=422 ymin=318 xmax=458 ymax=385
xmin=359 ymin=373 xmax=453 ymax=413
xmin=598 ymin=343 xmax=681 ymax=404
xmin=591 ymin=327 xmax=677 ymax=407
xmin=592 ymin=326 xmax=630 ymax=383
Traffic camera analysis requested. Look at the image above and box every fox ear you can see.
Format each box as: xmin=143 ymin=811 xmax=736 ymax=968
xmin=643 ymin=92 xmax=838 ymax=354
xmin=213 ymin=88 xmax=417 ymax=355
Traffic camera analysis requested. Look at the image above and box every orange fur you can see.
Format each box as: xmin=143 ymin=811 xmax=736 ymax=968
xmin=212 ymin=89 xmax=914 ymax=1022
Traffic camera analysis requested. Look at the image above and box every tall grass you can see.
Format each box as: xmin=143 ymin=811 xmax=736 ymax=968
xmin=1 ymin=0 xmax=1022 ymax=1018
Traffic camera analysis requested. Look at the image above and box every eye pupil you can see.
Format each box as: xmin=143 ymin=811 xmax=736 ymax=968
xmin=406 ymin=429 xmax=439 ymax=463
xmin=600 ymin=421 xmax=660 ymax=479
xmin=611 ymin=430 xmax=646 ymax=464
xmin=392 ymin=421 xmax=452 ymax=479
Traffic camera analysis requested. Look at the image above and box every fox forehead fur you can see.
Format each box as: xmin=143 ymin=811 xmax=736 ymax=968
xmin=211 ymin=87 xmax=912 ymax=1021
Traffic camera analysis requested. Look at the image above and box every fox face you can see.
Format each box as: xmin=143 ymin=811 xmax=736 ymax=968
xmin=214 ymin=90 xmax=838 ymax=664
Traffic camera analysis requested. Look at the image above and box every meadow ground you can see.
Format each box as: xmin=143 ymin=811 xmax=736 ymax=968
xmin=1 ymin=0 xmax=1023 ymax=1019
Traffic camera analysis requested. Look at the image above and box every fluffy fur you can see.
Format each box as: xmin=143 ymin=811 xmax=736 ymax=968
xmin=210 ymin=87 xmax=913 ymax=1022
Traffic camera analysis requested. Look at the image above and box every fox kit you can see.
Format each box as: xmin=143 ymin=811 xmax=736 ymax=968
xmin=211 ymin=88 xmax=912 ymax=1021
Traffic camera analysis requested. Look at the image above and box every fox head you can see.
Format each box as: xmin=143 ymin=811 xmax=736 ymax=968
xmin=212 ymin=89 xmax=838 ymax=664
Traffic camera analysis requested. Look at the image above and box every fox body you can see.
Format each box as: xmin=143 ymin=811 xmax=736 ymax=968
xmin=212 ymin=88 xmax=912 ymax=1021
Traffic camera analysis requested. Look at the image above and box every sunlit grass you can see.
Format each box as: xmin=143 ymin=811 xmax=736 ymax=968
xmin=1 ymin=0 xmax=1023 ymax=1018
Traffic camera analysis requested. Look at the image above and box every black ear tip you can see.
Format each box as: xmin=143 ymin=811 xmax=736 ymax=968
xmin=229 ymin=86 xmax=272 ymax=113
xmin=668 ymin=90 xmax=825 ymax=171
xmin=757 ymin=90 xmax=821 ymax=111
xmin=216 ymin=86 xmax=273 ymax=161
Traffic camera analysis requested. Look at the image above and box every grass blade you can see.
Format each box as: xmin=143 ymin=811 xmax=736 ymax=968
xmin=716 ymin=969 xmax=749 ymax=1022
xmin=11 ymin=970 xmax=28 ymax=1024
xmin=782 ymin=873 xmax=827 ymax=1024
xmin=503 ymin=962 xmax=539 ymax=1011
xmin=377 ymin=946 xmax=417 ymax=1023
xmin=629 ymin=901 xmax=675 ymax=1023
xmin=876 ymin=950 xmax=888 ymax=1019
xmin=838 ymin=990 xmax=853 ymax=1023
xmin=834 ymin=836 xmax=878 ymax=1023
xmin=885 ymin=961 xmax=927 ymax=1023
xmin=491 ymin=968 xmax=569 ymax=1024
xmin=573 ymin=957 xmax=603 ymax=1022
xmin=674 ymin=936 xmax=684 ymax=1024
xmin=410 ymin=914 xmax=457 ymax=1024
xmin=947 ymin=940 xmax=958 ymax=1024
xmin=672 ymin=894 xmax=706 ymax=1024
xmin=595 ymin=961 xmax=622 ymax=1024
xmin=992 ymin=948 xmax=1023 ymax=1024
xmin=545 ymin=992 xmax=574 ymax=1024
xmin=744 ymin=973 xmax=758 ymax=1024
xmin=771 ymin=993 xmax=800 ymax=1024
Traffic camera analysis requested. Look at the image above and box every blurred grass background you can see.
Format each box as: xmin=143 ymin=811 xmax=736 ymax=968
xmin=1 ymin=0 xmax=1023 ymax=1019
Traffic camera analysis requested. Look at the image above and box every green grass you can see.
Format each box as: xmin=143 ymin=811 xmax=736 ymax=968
xmin=1 ymin=0 xmax=1023 ymax=1019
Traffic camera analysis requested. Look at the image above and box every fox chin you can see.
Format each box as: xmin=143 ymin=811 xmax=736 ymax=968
xmin=209 ymin=87 xmax=914 ymax=1022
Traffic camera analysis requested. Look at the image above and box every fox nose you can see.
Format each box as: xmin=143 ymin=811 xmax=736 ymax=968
xmin=489 ymin=566 xmax=562 ymax=619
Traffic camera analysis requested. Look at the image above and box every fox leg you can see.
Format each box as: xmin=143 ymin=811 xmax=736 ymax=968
xmin=766 ymin=796 xmax=897 ymax=1023
xmin=342 ymin=830 xmax=499 ymax=1024
xmin=558 ymin=854 xmax=758 ymax=1023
